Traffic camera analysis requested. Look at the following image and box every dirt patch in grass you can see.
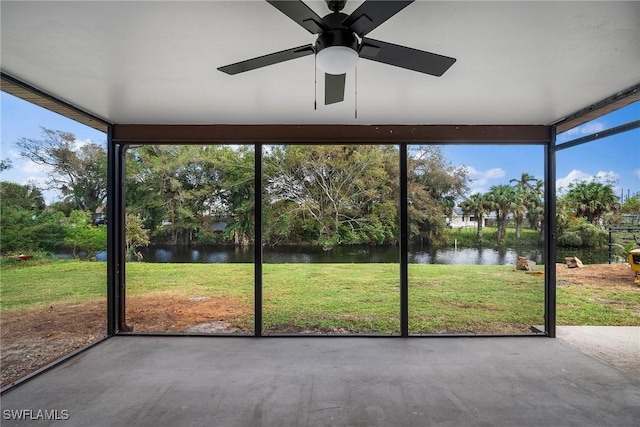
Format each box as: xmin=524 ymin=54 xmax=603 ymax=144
xmin=126 ymin=293 xmax=252 ymax=333
xmin=1 ymin=301 xmax=107 ymax=388
xmin=556 ymin=262 xmax=637 ymax=287
xmin=447 ymin=301 xmax=502 ymax=311
xmin=1 ymin=294 xmax=251 ymax=388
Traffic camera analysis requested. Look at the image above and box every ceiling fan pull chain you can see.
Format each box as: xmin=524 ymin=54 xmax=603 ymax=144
xmin=314 ymin=54 xmax=318 ymax=110
xmin=355 ymin=66 xmax=358 ymax=119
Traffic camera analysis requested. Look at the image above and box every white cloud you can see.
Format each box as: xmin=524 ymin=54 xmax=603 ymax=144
xmin=23 ymin=175 xmax=48 ymax=186
xmin=594 ymin=170 xmax=620 ymax=183
xmin=633 ymin=169 xmax=640 ymax=179
xmin=564 ymin=121 xmax=606 ymax=137
xmin=22 ymin=160 xmax=54 ymax=175
xmin=465 ymin=166 xmax=506 ymax=180
xmin=556 ymin=170 xmax=590 ymax=191
xmin=556 ymin=169 xmax=620 ymax=194
xmin=72 ymin=138 xmax=93 ymax=151
xmin=464 ymin=166 xmax=506 ymax=193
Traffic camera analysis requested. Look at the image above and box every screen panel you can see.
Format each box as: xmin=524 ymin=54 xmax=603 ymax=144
xmin=123 ymin=144 xmax=255 ymax=334
xmin=261 ymin=144 xmax=401 ymax=335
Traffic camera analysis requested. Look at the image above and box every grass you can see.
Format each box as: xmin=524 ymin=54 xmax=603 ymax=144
xmin=1 ymin=260 xmax=638 ymax=333
xmin=0 ymin=259 xmax=107 ymax=309
xmin=557 ymin=285 xmax=640 ymax=325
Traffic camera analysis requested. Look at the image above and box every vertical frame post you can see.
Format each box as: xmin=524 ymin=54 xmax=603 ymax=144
xmin=608 ymin=228 xmax=613 ymax=264
xmin=400 ymin=143 xmax=409 ymax=337
xmin=118 ymin=146 xmax=132 ymax=332
xmin=545 ymin=129 xmax=557 ymax=337
xmin=254 ymin=144 xmax=263 ymax=336
xmin=106 ymin=127 xmax=116 ymax=336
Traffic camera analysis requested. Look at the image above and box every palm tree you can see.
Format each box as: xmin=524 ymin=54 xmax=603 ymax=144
xmin=564 ymin=181 xmax=619 ymax=224
xmin=511 ymin=188 xmax=528 ymax=239
xmin=509 ymin=172 xmax=537 ymax=192
xmin=510 ymin=173 xmax=544 ymax=238
xmin=487 ymin=184 xmax=518 ymax=244
xmin=526 ymin=179 xmax=545 ymax=241
xmin=460 ymin=193 xmax=492 ymax=243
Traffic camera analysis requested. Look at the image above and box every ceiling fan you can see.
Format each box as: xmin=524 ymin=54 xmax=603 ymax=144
xmin=218 ymin=0 xmax=456 ymax=106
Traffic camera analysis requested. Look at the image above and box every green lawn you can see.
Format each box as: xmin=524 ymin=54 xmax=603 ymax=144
xmin=1 ymin=260 xmax=638 ymax=334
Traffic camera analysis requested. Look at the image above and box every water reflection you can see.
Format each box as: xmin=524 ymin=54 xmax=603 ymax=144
xmin=410 ymin=247 xmax=543 ymax=265
xmin=127 ymin=244 xmax=546 ymax=265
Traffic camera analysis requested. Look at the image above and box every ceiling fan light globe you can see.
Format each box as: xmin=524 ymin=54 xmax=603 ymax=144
xmin=316 ymin=46 xmax=359 ymax=75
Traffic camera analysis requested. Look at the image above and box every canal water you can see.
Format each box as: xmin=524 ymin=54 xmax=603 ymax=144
xmin=131 ymin=244 xmax=554 ymax=265
xmin=70 ymin=244 xmax=611 ymax=264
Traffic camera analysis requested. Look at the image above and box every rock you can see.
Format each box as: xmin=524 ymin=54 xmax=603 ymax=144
xmin=565 ymin=256 xmax=584 ymax=268
xmin=516 ymin=256 xmax=529 ymax=270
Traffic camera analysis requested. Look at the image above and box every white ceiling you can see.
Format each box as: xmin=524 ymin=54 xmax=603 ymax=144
xmin=1 ymin=1 xmax=639 ymax=126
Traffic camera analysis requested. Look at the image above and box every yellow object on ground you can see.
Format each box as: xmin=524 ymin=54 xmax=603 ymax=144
xmin=628 ymin=249 xmax=640 ymax=284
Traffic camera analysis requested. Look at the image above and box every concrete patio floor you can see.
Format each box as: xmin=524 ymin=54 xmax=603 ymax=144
xmin=2 ymin=334 xmax=639 ymax=426
xmin=556 ymin=326 xmax=640 ymax=378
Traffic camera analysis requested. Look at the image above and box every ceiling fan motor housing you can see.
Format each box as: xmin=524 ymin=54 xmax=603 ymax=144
xmin=315 ymin=30 xmax=358 ymax=55
xmin=316 ymin=11 xmax=358 ymax=52
xmin=315 ymin=29 xmax=359 ymax=75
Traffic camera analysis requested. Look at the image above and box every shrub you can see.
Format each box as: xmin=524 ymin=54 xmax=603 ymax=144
xmin=557 ymin=231 xmax=582 ymax=247
xmin=576 ymin=223 xmax=608 ymax=247
xmin=63 ymin=210 xmax=107 ymax=259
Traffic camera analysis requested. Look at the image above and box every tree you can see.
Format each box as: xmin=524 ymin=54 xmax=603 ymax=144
xmin=487 ymin=184 xmax=518 ymax=244
xmin=126 ymin=145 xmax=198 ymax=245
xmin=126 ymin=214 xmax=150 ymax=259
xmin=526 ymin=180 xmax=544 ymax=229
xmin=121 ymin=143 xmax=468 ymax=248
xmin=0 ymin=181 xmax=45 ymax=210
xmin=509 ymin=172 xmax=537 ymax=193
xmin=611 ymin=193 xmax=640 ymax=226
xmin=126 ymin=145 xmax=255 ymax=246
xmin=16 ymin=127 xmax=107 ymax=213
xmin=0 ymin=158 xmax=12 ymax=172
xmin=0 ymin=182 xmax=63 ymax=254
xmin=510 ymin=188 xmax=528 ymax=239
xmin=0 ymin=207 xmax=65 ymax=254
xmin=63 ymin=210 xmax=106 ymax=258
xmin=460 ymin=193 xmax=492 ymax=243
xmin=217 ymin=146 xmax=255 ymax=246
xmin=563 ymin=181 xmax=619 ymax=225
xmin=408 ymin=146 xmax=469 ymax=244
xmin=509 ymin=173 xmax=544 ymax=239
xmin=620 ymin=194 xmax=640 ymax=214
xmin=264 ymin=145 xmax=398 ymax=247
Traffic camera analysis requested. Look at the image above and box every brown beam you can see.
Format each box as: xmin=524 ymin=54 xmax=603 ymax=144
xmin=1 ymin=72 xmax=110 ymax=133
xmin=112 ymin=124 xmax=550 ymax=144
xmin=553 ymin=84 xmax=640 ymax=134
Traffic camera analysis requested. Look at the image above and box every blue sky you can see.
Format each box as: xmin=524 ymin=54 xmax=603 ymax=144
xmin=1 ymin=92 xmax=638 ymax=203
xmin=441 ymin=101 xmax=639 ymax=199
xmin=1 ymin=93 xmax=107 ymax=203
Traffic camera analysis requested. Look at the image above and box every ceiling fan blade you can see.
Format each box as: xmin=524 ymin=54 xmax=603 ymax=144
xmin=325 ymin=73 xmax=346 ymax=105
xmin=218 ymin=45 xmax=314 ymax=75
xmin=343 ymin=0 xmax=414 ymax=37
xmin=266 ymin=0 xmax=328 ymax=34
xmin=360 ymin=38 xmax=456 ymax=77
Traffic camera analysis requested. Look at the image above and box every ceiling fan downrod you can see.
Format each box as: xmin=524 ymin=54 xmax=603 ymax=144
xmin=325 ymin=0 xmax=347 ymax=13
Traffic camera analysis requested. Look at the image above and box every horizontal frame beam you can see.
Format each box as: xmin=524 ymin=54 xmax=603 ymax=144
xmin=553 ymin=120 xmax=640 ymax=152
xmin=552 ymin=83 xmax=640 ymax=133
xmin=112 ymin=124 xmax=550 ymax=144
xmin=1 ymin=72 xmax=111 ymax=133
